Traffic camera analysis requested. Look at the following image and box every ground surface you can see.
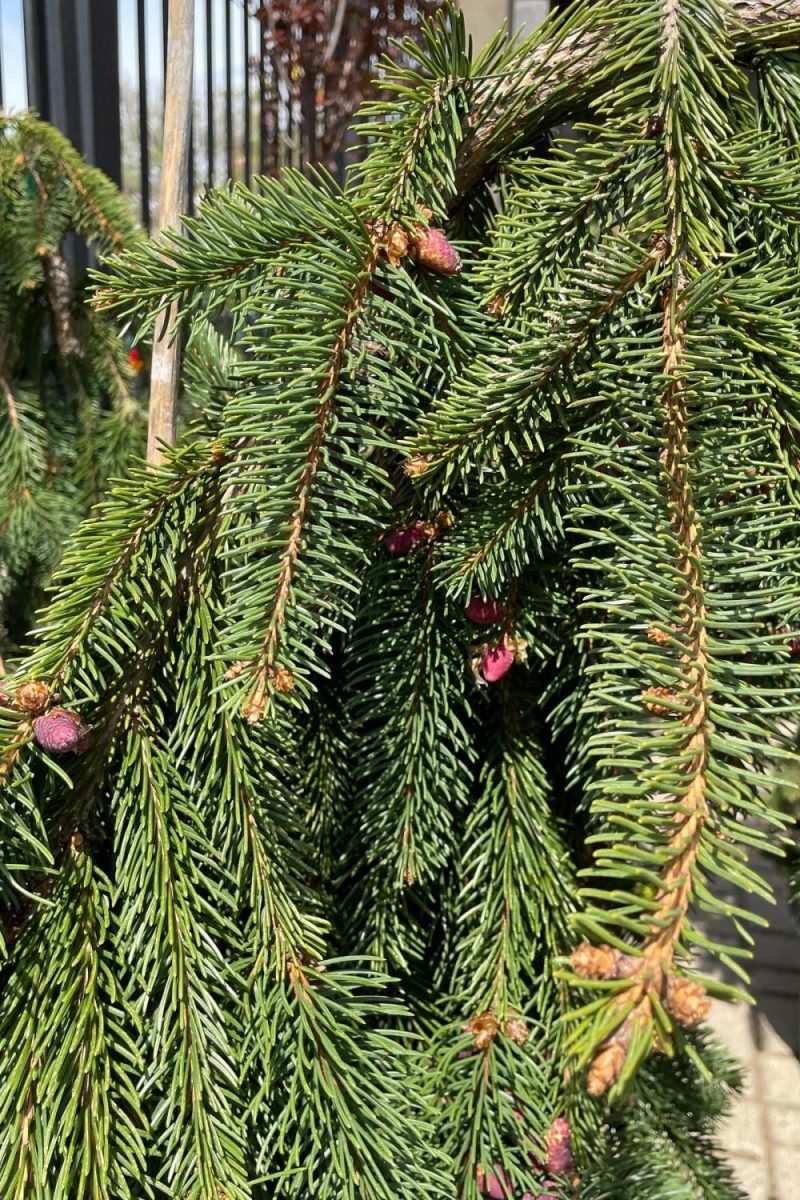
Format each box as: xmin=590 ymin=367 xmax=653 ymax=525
xmin=702 ymin=852 xmax=800 ymax=1200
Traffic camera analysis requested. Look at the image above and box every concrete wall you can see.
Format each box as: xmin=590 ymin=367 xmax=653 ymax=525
xmin=459 ymin=0 xmax=550 ymax=51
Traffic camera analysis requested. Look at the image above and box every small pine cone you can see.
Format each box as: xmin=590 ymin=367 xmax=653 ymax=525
xmin=15 ymin=680 xmax=52 ymax=715
xmin=480 ymin=639 xmax=515 ymax=684
xmin=586 ymin=1037 xmax=627 ymax=1096
xmin=466 ymin=596 xmax=504 ymax=626
xmin=641 ymin=686 xmax=680 ymax=716
xmin=665 ymin=976 xmax=710 ymax=1029
xmin=384 ymin=527 xmax=417 ymax=556
xmin=410 ymin=226 xmax=462 ymax=275
xmin=32 ymin=709 xmax=87 ymax=755
xmin=465 ymin=1011 xmax=499 ymax=1050
xmin=571 ymin=942 xmax=619 ymax=980
xmin=545 ymin=1117 xmax=573 ymax=1175
xmin=504 ymin=1015 xmax=528 ymax=1045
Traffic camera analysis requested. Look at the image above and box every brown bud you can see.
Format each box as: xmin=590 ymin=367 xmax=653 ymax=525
xmin=411 ymin=520 xmax=437 ymax=543
xmin=15 ymin=681 xmax=52 ymax=715
xmin=504 ymin=1015 xmax=528 ymax=1046
xmin=508 ymin=636 xmax=528 ymax=664
xmin=465 ymin=1011 xmax=499 ymax=1050
xmin=646 ymin=625 xmax=672 ymax=647
xmin=243 ymin=692 xmax=266 ymax=724
xmin=641 ymin=686 xmax=681 ymax=716
xmin=404 ymin=454 xmax=433 ymax=478
xmin=270 ymin=667 xmax=295 ymax=694
xmin=642 ymin=113 xmax=665 ymax=139
xmin=380 ymin=223 xmax=410 ymax=267
xmin=486 ymin=292 xmax=508 ymax=317
xmin=571 ymin=942 xmax=619 ymax=980
xmin=586 ymin=1037 xmax=627 ymax=1096
xmin=665 ymin=976 xmax=709 ymax=1029
xmin=14 ymin=153 xmax=25 ymax=167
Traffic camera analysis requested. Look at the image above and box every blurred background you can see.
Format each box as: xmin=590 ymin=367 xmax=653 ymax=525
xmin=0 ymin=0 xmax=553 ymax=231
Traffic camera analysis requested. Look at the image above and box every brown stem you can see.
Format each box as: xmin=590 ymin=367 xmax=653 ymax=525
xmin=42 ymin=252 xmax=82 ymax=360
xmin=243 ymin=247 xmax=379 ymax=722
xmin=607 ymin=287 xmax=710 ymax=1050
xmin=586 ymin=0 xmax=713 ymax=1095
xmin=1 ymin=372 xmax=18 ymax=431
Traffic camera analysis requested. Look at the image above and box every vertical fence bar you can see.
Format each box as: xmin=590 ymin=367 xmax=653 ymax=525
xmin=88 ymin=0 xmax=121 ymax=185
xmin=224 ymin=0 xmax=233 ymax=178
xmin=243 ymin=0 xmax=251 ymax=184
xmin=147 ymin=0 xmax=194 ymax=464
xmin=23 ymin=0 xmax=50 ymax=119
xmin=137 ymin=0 xmax=150 ymax=230
xmin=258 ymin=19 xmax=266 ymax=175
xmin=205 ymin=0 xmax=213 ymax=187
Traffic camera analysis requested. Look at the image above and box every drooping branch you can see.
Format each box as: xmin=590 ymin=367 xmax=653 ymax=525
xmin=454 ymin=0 xmax=800 ymax=195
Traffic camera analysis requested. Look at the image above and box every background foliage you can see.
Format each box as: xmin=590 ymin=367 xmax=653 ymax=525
xmin=0 ymin=112 xmax=145 ymax=662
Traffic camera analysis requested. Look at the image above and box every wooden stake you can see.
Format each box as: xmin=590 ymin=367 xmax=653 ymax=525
xmin=146 ymin=0 xmax=195 ymax=465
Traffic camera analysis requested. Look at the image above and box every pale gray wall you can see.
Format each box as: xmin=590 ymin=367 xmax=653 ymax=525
xmin=459 ymin=0 xmax=550 ymax=51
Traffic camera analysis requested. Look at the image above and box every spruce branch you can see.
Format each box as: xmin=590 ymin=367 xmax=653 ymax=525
xmin=239 ymin=240 xmax=380 ymax=723
xmin=455 ymin=0 xmax=800 ymax=196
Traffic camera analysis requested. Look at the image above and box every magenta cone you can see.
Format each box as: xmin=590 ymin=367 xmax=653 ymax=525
xmin=466 ymin=596 xmax=504 ymax=626
xmin=33 ymin=709 xmax=87 ymax=754
xmin=411 ymin=227 xmax=462 ymax=275
xmin=481 ymin=641 xmax=514 ymax=683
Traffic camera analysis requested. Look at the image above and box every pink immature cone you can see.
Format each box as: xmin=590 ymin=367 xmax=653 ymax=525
xmin=384 ymin=528 xmax=417 ymax=556
xmin=477 ymin=1165 xmax=513 ymax=1199
xmin=545 ymin=1117 xmax=573 ymax=1175
xmin=410 ymin=226 xmax=462 ymax=275
xmin=466 ymin=596 xmax=504 ymax=626
xmin=33 ymin=709 xmax=88 ymax=755
xmin=481 ymin=640 xmax=515 ymax=683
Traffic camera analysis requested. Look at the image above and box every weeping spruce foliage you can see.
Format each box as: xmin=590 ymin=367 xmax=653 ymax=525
xmin=1 ymin=2 xmax=800 ymax=1197
xmin=0 ymin=113 xmax=145 ymax=658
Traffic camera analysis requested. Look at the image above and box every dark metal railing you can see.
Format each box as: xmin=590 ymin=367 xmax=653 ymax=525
xmin=1 ymin=1 xmax=553 ymax=234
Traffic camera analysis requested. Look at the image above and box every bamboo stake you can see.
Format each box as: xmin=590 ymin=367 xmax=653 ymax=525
xmin=146 ymin=0 xmax=195 ymax=465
